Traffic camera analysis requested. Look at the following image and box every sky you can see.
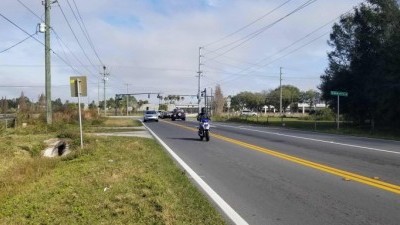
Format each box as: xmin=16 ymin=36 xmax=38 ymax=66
xmin=0 ymin=0 xmax=365 ymax=105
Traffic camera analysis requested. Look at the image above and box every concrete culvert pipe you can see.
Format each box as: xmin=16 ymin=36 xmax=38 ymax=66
xmin=43 ymin=139 xmax=70 ymax=157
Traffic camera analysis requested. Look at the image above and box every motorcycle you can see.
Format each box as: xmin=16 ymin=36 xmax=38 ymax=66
xmin=198 ymin=118 xmax=210 ymax=141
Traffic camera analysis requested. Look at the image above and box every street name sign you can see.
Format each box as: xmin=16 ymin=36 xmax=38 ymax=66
xmin=330 ymin=91 xmax=348 ymax=97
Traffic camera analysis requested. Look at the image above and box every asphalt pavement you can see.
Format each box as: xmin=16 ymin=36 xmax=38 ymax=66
xmin=144 ymin=119 xmax=400 ymax=225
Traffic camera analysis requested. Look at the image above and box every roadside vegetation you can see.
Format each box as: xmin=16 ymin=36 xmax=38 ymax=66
xmin=0 ymin=116 xmax=225 ymax=224
xmin=212 ymin=113 xmax=400 ymax=141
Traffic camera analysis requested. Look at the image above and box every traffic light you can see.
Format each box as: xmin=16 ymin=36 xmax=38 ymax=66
xmin=115 ymin=94 xmax=123 ymax=101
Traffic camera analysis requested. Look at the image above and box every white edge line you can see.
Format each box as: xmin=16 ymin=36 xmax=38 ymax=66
xmin=217 ymin=124 xmax=400 ymax=155
xmin=142 ymin=122 xmax=249 ymax=225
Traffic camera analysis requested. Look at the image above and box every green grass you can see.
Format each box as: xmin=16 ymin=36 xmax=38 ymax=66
xmin=0 ymin=119 xmax=225 ymax=225
xmin=101 ymin=117 xmax=142 ymax=127
xmin=84 ymin=117 xmax=143 ymax=133
xmin=213 ymin=115 xmax=400 ymax=141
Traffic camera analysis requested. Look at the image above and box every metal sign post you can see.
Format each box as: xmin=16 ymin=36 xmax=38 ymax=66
xmin=226 ymin=97 xmax=231 ymax=119
xmin=330 ymin=91 xmax=348 ymax=130
xmin=77 ymin=79 xmax=83 ymax=148
xmin=70 ymin=76 xmax=87 ymax=148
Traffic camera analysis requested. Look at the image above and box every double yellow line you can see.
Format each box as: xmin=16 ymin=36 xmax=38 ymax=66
xmin=162 ymin=120 xmax=400 ymax=195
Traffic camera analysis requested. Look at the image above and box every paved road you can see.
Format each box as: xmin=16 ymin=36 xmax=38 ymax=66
xmin=144 ymin=119 xmax=400 ymax=225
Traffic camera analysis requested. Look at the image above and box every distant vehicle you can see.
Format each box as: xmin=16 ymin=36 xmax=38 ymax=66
xmin=171 ymin=109 xmax=186 ymax=121
xmin=240 ymin=110 xmax=257 ymax=116
xmin=159 ymin=111 xmax=172 ymax=119
xmin=143 ymin=110 xmax=159 ymax=122
xmin=157 ymin=110 xmax=164 ymax=118
xmin=166 ymin=111 xmax=173 ymax=118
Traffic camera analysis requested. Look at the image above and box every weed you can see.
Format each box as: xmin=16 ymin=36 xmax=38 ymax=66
xmin=0 ymin=118 xmax=225 ymax=224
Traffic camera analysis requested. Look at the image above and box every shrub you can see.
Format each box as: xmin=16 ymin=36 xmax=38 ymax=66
xmin=315 ymin=108 xmax=335 ymax=121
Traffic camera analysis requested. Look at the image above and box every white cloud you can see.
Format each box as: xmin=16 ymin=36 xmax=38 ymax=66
xmin=0 ymin=0 xmax=363 ymax=103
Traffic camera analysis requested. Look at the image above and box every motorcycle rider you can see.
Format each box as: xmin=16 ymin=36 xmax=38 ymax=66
xmin=197 ymin=107 xmax=209 ymax=135
xmin=197 ymin=107 xmax=209 ymax=121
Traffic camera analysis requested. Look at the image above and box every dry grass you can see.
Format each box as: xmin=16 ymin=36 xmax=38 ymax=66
xmin=102 ymin=117 xmax=142 ymax=127
xmin=0 ymin=118 xmax=225 ymax=225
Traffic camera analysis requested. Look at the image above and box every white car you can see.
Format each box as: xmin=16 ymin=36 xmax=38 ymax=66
xmin=143 ymin=110 xmax=159 ymax=122
xmin=240 ymin=110 xmax=257 ymax=116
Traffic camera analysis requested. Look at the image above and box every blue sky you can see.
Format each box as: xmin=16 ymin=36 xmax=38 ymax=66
xmin=0 ymin=0 xmax=364 ymax=104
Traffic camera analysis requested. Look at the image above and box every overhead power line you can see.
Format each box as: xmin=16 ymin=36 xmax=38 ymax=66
xmin=205 ymin=0 xmax=318 ymax=61
xmin=16 ymin=0 xmax=99 ymax=79
xmin=0 ymin=12 xmax=88 ymax=76
xmin=203 ymin=5 xmax=356 ymax=87
xmin=203 ymin=0 xmax=293 ymax=47
xmin=0 ymin=12 xmax=44 ymax=46
xmin=70 ymin=0 xmax=105 ymax=66
xmin=52 ymin=29 xmax=99 ymax=79
xmin=16 ymin=0 xmax=43 ymax=21
xmin=0 ymin=32 xmax=37 ymax=54
xmin=56 ymin=1 xmax=99 ymax=73
xmin=245 ymin=9 xmax=353 ymax=68
xmin=207 ymin=31 xmax=329 ymax=87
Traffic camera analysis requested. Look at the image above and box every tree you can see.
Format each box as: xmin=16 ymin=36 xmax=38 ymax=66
xmin=116 ymin=95 xmax=137 ymax=112
xmin=266 ymin=85 xmax=300 ymax=112
xmin=164 ymin=95 xmax=183 ymax=104
xmin=7 ymin=98 xmax=17 ymax=110
xmin=1 ymin=97 xmax=8 ymax=113
xmin=213 ymin=85 xmax=224 ymax=115
xmin=88 ymin=100 xmax=97 ymax=109
xmin=231 ymin=91 xmax=265 ymax=112
xmin=231 ymin=92 xmax=252 ymax=111
xmin=104 ymin=98 xmax=115 ymax=109
xmin=300 ymin=89 xmax=320 ymax=111
xmin=159 ymin=104 xmax=168 ymax=111
xmin=320 ymin=0 xmax=400 ymax=127
xmin=52 ymin=98 xmax=63 ymax=112
xmin=18 ymin=92 xmax=29 ymax=113
xmin=37 ymin=93 xmax=46 ymax=112
xmin=137 ymin=100 xmax=149 ymax=108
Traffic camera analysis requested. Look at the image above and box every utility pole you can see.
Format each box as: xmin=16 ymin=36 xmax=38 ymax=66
xmin=101 ymin=66 xmax=109 ymax=117
xmin=126 ymin=84 xmax=129 ymax=116
xmin=97 ymin=79 xmax=100 ymax=115
xmin=197 ymin=47 xmax=203 ymax=113
xmin=44 ymin=0 xmax=52 ymax=124
xmin=203 ymin=88 xmax=207 ymax=115
xmin=279 ymin=67 xmax=283 ymax=115
xmin=210 ymin=87 xmax=213 ymax=117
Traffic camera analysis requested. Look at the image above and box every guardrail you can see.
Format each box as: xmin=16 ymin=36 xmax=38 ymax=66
xmin=0 ymin=114 xmax=16 ymax=129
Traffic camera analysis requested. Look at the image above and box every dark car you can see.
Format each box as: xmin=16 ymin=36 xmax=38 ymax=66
xmin=165 ymin=111 xmax=173 ymax=118
xmin=159 ymin=111 xmax=172 ymax=119
xmin=171 ymin=109 xmax=186 ymax=121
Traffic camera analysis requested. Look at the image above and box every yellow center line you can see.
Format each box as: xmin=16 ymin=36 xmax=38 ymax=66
xmin=161 ymin=120 xmax=400 ymax=195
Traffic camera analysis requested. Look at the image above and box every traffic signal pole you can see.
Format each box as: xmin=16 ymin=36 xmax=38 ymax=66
xmin=197 ymin=47 xmax=203 ymax=113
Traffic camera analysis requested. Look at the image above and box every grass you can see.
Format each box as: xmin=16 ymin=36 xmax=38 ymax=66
xmin=102 ymin=118 xmax=142 ymax=127
xmin=84 ymin=117 xmax=144 ymax=133
xmin=213 ymin=115 xmax=400 ymax=141
xmin=0 ymin=118 xmax=226 ymax=225
xmin=88 ymin=128 xmax=145 ymax=133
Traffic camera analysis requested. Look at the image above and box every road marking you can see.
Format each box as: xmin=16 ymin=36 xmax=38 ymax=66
xmin=162 ymin=120 xmax=400 ymax=195
xmin=143 ymin=122 xmax=249 ymax=225
xmin=216 ymin=124 xmax=400 ymax=155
